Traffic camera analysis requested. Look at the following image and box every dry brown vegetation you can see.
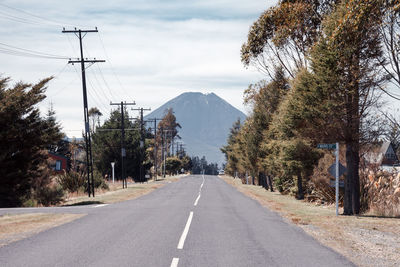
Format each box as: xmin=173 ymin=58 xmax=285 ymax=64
xmin=0 ymin=213 xmax=85 ymax=247
xmin=222 ymin=176 xmax=400 ymax=267
xmin=62 ymin=176 xmax=181 ymax=206
xmin=361 ymin=170 xmax=400 ymax=217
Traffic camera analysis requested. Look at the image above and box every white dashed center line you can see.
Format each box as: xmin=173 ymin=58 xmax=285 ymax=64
xmin=194 ymin=175 xmax=205 ymax=207
xmin=194 ymin=194 xmax=201 ymax=206
xmin=170 ymin=257 xmax=179 ymax=267
xmin=177 ymin=211 xmax=194 ymax=249
xmin=93 ymin=204 xmax=108 ymax=208
xmin=171 ymin=176 xmax=205 ymax=265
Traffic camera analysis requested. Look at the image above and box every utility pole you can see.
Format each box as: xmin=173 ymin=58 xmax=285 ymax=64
xmin=132 ymin=108 xmax=151 ymax=182
xmin=175 ymin=142 xmax=180 ymax=157
xmin=162 ymin=129 xmax=174 ymax=177
xmin=146 ymin=118 xmax=162 ymax=181
xmin=62 ymin=27 xmax=105 ymax=197
xmin=110 ymin=101 xmax=136 ymax=188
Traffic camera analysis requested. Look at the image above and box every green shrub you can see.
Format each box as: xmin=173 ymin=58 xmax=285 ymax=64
xmin=92 ymin=170 xmax=109 ymax=190
xmin=34 ymin=185 xmax=65 ymax=206
xmin=57 ymin=170 xmax=86 ymax=193
xmin=22 ymin=198 xmax=37 ymax=207
xmin=82 ymin=170 xmax=109 ymax=193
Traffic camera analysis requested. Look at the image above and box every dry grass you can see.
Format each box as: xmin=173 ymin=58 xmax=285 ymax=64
xmin=222 ymin=176 xmax=400 ymax=267
xmin=63 ymin=175 xmax=182 ymax=206
xmin=0 ymin=213 xmax=85 ymax=247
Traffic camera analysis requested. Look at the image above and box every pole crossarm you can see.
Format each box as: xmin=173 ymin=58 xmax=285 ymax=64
xmin=62 ymin=27 xmax=99 ymax=33
xmin=68 ymin=59 xmax=105 ymax=64
xmin=97 ymin=128 xmax=138 ymax=131
xmin=110 ymin=102 xmax=136 ymax=106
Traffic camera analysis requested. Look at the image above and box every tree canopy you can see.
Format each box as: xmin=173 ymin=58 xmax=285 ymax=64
xmin=0 ymin=76 xmax=63 ymax=207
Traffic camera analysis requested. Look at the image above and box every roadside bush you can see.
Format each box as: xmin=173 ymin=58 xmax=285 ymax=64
xmin=57 ymin=170 xmax=86 ymax=193
xmin=34 ymin=184 xmax=65 ymax=206
xmin=58 ymin=169 xmax=109 ymax=193
xmin=91 ymin=170 xmax=109 ymax=190
xmin=22 ymin=197 xmax=37 ymax=207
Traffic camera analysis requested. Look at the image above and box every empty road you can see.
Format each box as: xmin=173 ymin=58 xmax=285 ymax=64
xmin=0 ymin=175 xmax=354 ymax=266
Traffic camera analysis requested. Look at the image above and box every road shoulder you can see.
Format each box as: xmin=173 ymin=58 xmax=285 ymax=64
xmin=221 ymin=176 xmax=400 ymax=267
xmin=63 ymin=175 xmax=185 ymax=206
xmin=0 ymin=213 xmax=85 ymax=247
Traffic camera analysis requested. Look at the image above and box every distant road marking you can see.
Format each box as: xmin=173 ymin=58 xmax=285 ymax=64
xmin=177 ymin=211 xmax=193 ymax=249
xmin=170 ymin=258 xmax=179 ymax=267
xmin=194 ymin=175 xmax=205 ymax=207
xmin=194 ymin=194 xmax=201 ymax=206
xmin=94 ymin=204 xmax=108 ymax=208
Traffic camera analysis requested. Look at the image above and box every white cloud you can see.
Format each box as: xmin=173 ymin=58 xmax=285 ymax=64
xmin=1 ymin=0 xmax=276 ymax=137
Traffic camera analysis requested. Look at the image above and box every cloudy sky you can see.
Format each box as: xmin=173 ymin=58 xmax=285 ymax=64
xmin=0 ymin=0 xmax=278 ymax=137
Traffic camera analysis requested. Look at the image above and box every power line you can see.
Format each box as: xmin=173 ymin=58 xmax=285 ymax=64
xmin=82 ymin=43 xmax=123 ymax=101
xmin=87 ymin=64 xmax=114 ymax=100
xmin=0 ymin=11 xmax=45 ymax=26
xmin=0 ymin=42 xmax=73 ymax=59
xmin=86 ymin=75 xmax=112 ymax=116
xmin=97 ymin=32 xmax=135 ymax=103
xmin=0 ymin=48 xmax=73 ymax=60
xmin=0 ymin=2 xmax=87 ymax=28
xmin=72 ymin=64 xmax=111 ymax=118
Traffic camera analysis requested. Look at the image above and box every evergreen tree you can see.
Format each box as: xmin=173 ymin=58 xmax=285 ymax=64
xmin=290 ymin=0 xmax=386 ymax=214
xmin=91 ymin=109 xmax=144 ymax=181
xmin=0 ymin=76 xmax=63 ymax=207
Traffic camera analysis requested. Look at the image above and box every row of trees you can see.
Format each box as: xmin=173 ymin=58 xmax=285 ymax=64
xmin=223 ymin=0 xmax=400 ymax=215
xmin=0 ymin=72 xmax=191 ymax=207
xmin=191 ymin=156 xmax=219 ymax=175
xmin=91 ymin=107 xmax=189 ymax=181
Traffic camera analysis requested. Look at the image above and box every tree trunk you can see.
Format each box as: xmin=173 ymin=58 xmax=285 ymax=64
xmin=261 ymin=172 xmax=269 ymax=190
xmin=347 ymin=141 xmax=360 ymax=214
xmin=344 ymin=143 xmax=354 ymax=215
xmin=268 ymin=176 xmax=274 ymax=192
xmin=344 ymin=67 xmax=361 ymax=215
xmin=297 ymin=172 xmax=304 ymax=200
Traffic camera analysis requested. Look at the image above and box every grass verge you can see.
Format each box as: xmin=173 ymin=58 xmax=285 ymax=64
xmin=221 ymin=176 xmax=400 ymax=267
xmin=0 ymin=213 xmax=85 ymax=247
xmin=62 ymin=175 xmax=182 ymax=206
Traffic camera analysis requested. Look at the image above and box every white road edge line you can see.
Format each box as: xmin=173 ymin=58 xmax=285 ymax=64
xmin=177 ymin=211 xmax=194 ymax=249
xmin=94 ymin=204 xmax=108 ymax=208
xmin=170 ymin=258 xmax=179 ymax=267
xmin=194 ymin=194 xmax=201 ymax=206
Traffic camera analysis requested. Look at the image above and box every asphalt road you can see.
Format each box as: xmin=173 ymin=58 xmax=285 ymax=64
xmin=0 ymin=175 xmax=355 ymax=267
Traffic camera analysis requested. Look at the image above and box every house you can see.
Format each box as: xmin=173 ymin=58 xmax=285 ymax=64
xmin=364 ymin=142 xmax=399 ymax=167
xmin=48 ymin=152 xmax=68 ymax=173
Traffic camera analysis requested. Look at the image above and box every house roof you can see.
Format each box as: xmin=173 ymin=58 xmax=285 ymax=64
xmin=48 ymin=151 xmax=68 ymax=160
xmin=364 ymin=142 xmax=398 ymax=165
xmin=379 ymin=142 xmax=391 ymax=155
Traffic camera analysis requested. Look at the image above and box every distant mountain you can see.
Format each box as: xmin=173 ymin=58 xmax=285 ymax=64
xmin=145 ymin=92 xmax=246 ymax=166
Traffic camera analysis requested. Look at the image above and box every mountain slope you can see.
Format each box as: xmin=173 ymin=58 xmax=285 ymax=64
xmin=145 ymin=92 xmax=246 ymax=165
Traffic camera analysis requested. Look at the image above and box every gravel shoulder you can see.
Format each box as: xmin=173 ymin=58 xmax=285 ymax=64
xmin=221 ymin=176 xmax=400 ymax=267
xmin=0 ymin=213 xmax=85 ymax=247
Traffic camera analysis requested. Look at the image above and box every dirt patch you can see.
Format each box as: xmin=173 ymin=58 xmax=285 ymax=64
xmin=221 ymin=176 xmax=400 ymax=267
xmin=0 ymin=213 xmax=85 ymax=247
